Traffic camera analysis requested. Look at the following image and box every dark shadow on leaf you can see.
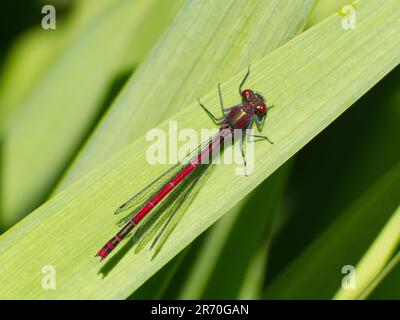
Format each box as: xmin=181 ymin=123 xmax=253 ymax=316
xmin=98 ymin=239 xmax=134 ymax=278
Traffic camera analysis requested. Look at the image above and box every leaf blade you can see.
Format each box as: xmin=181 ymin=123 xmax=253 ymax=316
xmin=0 ymin=0 xmax=399 ymax=299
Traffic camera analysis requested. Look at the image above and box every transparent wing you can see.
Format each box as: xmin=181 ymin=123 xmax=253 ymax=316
xmin=115 ymin=162 xmax=183 ymax=226
xmin=133 ymin=163 xmax=214 ymax=256
xmin=114 ymin=135 xmax=215 ymax=226
xmin=150 ymin=163 xmax=213 ymax=256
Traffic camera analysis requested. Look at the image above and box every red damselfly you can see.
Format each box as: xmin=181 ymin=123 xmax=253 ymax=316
xmin=96 ymin=67 xmax=273 ymax=260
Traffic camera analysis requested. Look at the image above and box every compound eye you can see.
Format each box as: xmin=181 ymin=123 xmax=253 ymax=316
xmin=256 ymin=103 xmax=266 ymax=116
xmin=241 ymin=89 xmax=253 ymax=101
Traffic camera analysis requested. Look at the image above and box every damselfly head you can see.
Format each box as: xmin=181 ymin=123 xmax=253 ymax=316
xmin=241 ymin=89 xmax=255 ymax=102
xmin=241 ymin=89 xmax=267 ymax=118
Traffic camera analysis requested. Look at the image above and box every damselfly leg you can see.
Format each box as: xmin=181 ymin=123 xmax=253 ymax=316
xmin=197 ymin=98 xmax=225 ymax=123
xmin=239 ymin=65 xmax=251 ymax=95
xmin=248 ymin=134 xmax=274 ymax=144
xmin=218 ymin=83 xmax=234 ymax=114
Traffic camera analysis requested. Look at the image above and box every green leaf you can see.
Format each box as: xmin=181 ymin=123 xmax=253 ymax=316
xmin=1 ymin=0 xmax=183 ymax=228
xmin=177 ymin=163 xmax=291 ymax=299
xmin=128 ymin=247 xmax=189 ymax=300
xmin=54 ymin=0 xmax=316 ymax=191
xmin=0 ymin=0 xmax=118 ymax=127
xmin=366 ymin=252 xmax=400 ymax=299
xmin=0 ymin=0 xmax=398 ymax=299
xmin=0 ymin=29 xmax=59 ymax=127
xmin=265 ymin=66 xmax=400 ymax=288
xmin=238 ymin=238 xmax=271 ymax=299
xmin=166 ymin=1 xmax=400 ymax=300
xmin=264 ymin=162 xmax=400 ymax=299
xmin=305 ymin=0 xmax=352 ymax=28
xmin=334 ymin=206 xmax=400 ymax=300
xmin=104 ymin=0 xmax=316 ymax=299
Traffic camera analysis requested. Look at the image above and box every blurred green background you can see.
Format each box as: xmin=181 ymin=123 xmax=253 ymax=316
xmin=0 ymin=0 xmax=398 ymax=299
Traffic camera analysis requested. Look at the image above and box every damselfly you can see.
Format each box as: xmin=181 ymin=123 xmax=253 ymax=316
xmin=96 ymin=67 xmax=273 ymax=260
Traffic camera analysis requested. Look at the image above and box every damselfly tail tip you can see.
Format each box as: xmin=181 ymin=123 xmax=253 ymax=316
xmin=95 ymin=248 xmax=109 ymax=261
xmin=94 ymin=253 xmax=102 ymax=261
